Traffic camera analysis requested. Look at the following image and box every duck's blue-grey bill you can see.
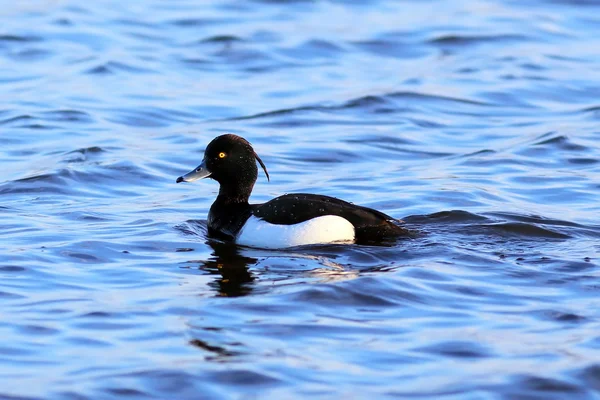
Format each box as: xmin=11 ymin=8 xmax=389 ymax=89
xmin=176 ymin=160 xmax=211 ymax=183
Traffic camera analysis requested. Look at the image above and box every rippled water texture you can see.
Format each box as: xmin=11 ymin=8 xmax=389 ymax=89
xmin=2 ymin=0 xmax=600 ymax=398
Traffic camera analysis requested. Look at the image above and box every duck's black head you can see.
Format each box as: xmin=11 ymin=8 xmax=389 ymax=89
xmin=176 ymin=134 xmax=269 ymax=201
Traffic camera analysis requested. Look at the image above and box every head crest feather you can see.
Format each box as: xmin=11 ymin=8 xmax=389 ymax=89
xmin=255 ymin=152 xmax=269 ymax=181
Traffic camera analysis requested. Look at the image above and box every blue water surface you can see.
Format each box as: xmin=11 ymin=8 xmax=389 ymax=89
xmin=1 ymin=0 xmax=600 ymax=398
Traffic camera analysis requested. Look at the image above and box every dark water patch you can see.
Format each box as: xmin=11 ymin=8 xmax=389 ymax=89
xmin=345 ymin=134 xmax=416 ymax=146
xmin=458 ymin=149 xmax=497 ymax=158
xmin=0 ymin=290 xmax=26 ymax=299
xmin=546 ymin=259 xmax=598 ymax=274
xmin=86 ymin=61 xmax=154 ymax=75
xmin=341 ymin=94 xmax=402 ymax=113
xmin=474 ymin=222 xmax=571 ymax=239
xmin=567 ymin=157 xmax=599 ymax=165
xmin=178 ymin=56 xmax=213 ymax=68
xmin=7 ymin=48 xmax=52 ymax=61
xmin=426 ymin=214 xmax=579 ymax=242
xmin=87 ymin=65 xmax=112 ymax=75
xmin=208 ymin=369 xmax=281 ymax=386
xmin=62 ymin=252 xmax=101 ymax=263
xmin=98 ymin=369 xmax=225 ymax=399
xmin=0 ymin=115 xmax=35 ymax=125
xmin=404 ymin=210 xmax=490 ymax=224
xmin=81 ymin=311 xmax=113 ymax=318
xmin=53 ymin=17 xmax=73 ymax=26
xmin=166 ymin=17 xmax=237 ymax=27
xmin=520 ymin=61 xmax=547 ymax=71
xmin=582 ymin=104 xmax=600 ymax=119
xmin=17 ymin=123 xmax=57 ymax=130
xmin=486 ymin=212 xmax=595 ymax=230
xmin=0 ymin=113 xmax=59 ymax=130
xmin=199 ymin=34 xmax=244 ymax=44
xmin=102 ymin=387 xmax=150 ymax=398
xmin=18 ymin=324 xmax=60 ymax=336
xmin=505 ymin=375 xmax=587 ymax=398
xmin=428 ymin=33 xmax=529 ymax=46
xmin=208 ymin=45 xmax=277 ymax=68
xmin=407 ymin=117 xmax=446 ymax=128
xmin=278 ymin=39 xmax=345 ymax=60
xmin=41 ymin=110 xmax=94 ymax=124
xmin=0 ymin=34 xmax=42 ymax=43
xmin=536 ymin=310 xmax=588 ymax=323
xmin=530 ymin=132 xmax=589 ymax=150
xmin=577 ymin=364 xmax=600 ymax=391
xmin=0 ymin=266 xmax=26 ymax=272
xmin=353 ymin=39 xmax=430 ymax=59
xmin=417 ymin=341 xmax=492 ymax=359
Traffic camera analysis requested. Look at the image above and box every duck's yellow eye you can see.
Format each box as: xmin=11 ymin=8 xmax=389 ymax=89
xmin=218 ymin=152 xmax=226 ymax=159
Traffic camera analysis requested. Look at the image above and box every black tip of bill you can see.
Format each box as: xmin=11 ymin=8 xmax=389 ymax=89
xmin=176 ymin=176 xmax=184 ymax=183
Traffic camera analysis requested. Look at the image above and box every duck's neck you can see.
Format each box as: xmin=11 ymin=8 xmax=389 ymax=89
xmin=208 ymin=185 xmax=254 ymax=240
xmin=215 ymin=181 xmax=254 ymax=204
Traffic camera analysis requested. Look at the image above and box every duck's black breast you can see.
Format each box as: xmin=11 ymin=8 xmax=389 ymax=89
xmin=251 ymin=193 xmax=411 ymax=242
xmin=207 ymin=201 xmax=252 ymax=241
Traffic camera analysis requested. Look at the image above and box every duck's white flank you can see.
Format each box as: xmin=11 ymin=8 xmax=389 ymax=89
xmin=236 ymin=215 xmax=355 ymax=249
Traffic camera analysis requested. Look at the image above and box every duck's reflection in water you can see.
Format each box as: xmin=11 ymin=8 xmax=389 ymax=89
xmin=199 ymin=240 xmax=257 ymax=297
xmin=180 ymin=219 xmax=368 ymax=296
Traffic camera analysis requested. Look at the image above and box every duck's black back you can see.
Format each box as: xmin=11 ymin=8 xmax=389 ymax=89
xmin=252 ymin=193 xmax=410 ymax=242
